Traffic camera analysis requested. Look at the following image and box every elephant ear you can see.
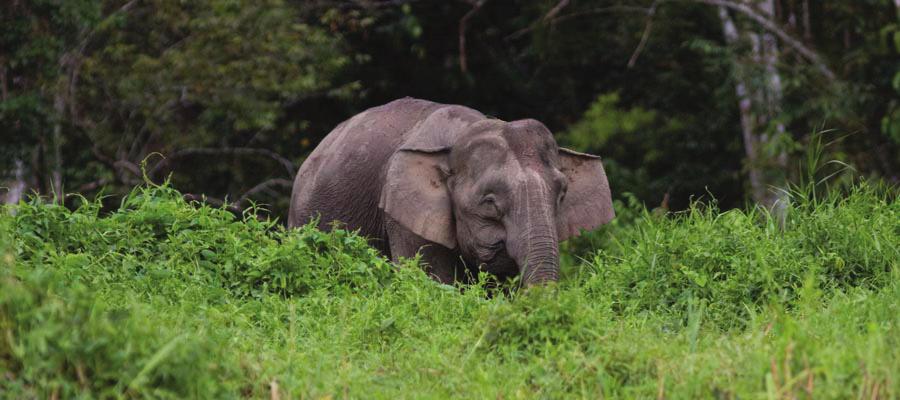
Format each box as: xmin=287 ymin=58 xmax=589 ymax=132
xmin=379 ymin=148 xmax=456 ymax=249
xmin=556 ymin=148 xmax=615 ymax=242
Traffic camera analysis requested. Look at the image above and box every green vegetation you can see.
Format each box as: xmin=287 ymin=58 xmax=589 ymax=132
xmin=3 ymin=2 xmax=897 ymax=397
xmin=2 ymin=183 xmax=897 ymax=398
xmin=4 ymin=1 xmax=898 ymax=214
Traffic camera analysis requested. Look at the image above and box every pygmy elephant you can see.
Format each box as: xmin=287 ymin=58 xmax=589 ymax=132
xmin=288 ymin=98 xmax=614 ymax=285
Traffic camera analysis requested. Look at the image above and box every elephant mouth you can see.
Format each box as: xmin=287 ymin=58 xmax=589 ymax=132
xmin=473 ymin=247 xmax=519 ymax=281
xmin=474 ymin=240 xmax=504 ymax=261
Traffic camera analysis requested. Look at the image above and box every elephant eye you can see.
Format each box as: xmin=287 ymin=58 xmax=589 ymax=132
xmin=479 ymin=194 xmax=502 ymax=219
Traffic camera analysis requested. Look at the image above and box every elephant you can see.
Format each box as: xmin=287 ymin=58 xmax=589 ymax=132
xmin=288 ymin=98 xmax=614 ymax=285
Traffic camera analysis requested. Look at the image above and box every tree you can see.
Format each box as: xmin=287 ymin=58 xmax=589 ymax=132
xmin=1 ymin=0 xmax=105 ymax=202
xmin=3 ymin=0 xmax=897 ymax=216
xmin=718 ymin=1 xmax=789 ymax=212
xmin=2 ymin=0 xmax=355 ymax=211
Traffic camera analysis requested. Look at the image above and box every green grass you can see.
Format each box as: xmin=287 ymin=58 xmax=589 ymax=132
xmin=1 ymin=183 xmax=898 ymax=399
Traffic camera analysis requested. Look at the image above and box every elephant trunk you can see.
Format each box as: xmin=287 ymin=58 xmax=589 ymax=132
xmin=520 ymin=225 xmax=560 ymax=285
xmin=510 ymin=174 xmax=561 ymax=286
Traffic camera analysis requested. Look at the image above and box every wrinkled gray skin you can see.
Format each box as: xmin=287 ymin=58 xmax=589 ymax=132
xmin=289 ymin=98 xmax=614 ymax=285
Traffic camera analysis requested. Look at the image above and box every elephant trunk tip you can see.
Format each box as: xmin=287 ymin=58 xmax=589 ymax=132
xmin=522 ymin=261 xmax=560 ymax=286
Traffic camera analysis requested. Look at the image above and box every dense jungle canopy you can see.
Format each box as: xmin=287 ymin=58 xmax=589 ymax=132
xmin=2 ymin=0 xmax=899 ymax=217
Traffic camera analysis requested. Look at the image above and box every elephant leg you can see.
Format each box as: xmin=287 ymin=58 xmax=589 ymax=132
xmin=385 ymin=217 xmax=464 ymax=284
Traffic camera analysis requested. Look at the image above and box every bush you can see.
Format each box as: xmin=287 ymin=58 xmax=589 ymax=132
xmin=11 ymin=185 xmax=395 ymax=299
xmin=0 ymin=267 xmax=241 ymax=398
xmin=579 ymin=184 xmax=899 ymax=329
xmin=0 ymin=182 xmax=897 ymax=398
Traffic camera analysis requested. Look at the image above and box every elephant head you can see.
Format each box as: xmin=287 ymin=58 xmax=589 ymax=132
xmin=380 ymin=117 xmax=614 ymax=285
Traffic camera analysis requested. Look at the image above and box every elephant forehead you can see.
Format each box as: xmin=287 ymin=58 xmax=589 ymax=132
xmin=453 ymin=135 xmax=510 ymax=166
xmin=452 ymin=119 xmax=559 ymax=176
xmin=502 ymin=119 xmax=557 ymax=162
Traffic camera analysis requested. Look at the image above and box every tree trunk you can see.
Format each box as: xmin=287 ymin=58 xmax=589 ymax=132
xmin=720 ymin=7 xmax=761 ymax=201
xmin=50 ymin=51 xmax=77 ymax=203
xmin=3 ymin=159 xmax=27 ymax=206
xmin=757 ymin=0 xmax=789 ymax=217
xmin=51 ymin=90 xmax=65 ymax=203
xmin=718 ymin=3 xmax=788 ymax=216
xmin=0 ymin=59 xmax=25 ymax=206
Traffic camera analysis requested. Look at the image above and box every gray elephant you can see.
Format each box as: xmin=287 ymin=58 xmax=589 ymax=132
xmin=288 ymin=98 xmax=614 ymax=285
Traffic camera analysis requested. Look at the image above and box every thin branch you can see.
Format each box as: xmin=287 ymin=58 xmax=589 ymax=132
xmin=627 ymin=0 xmax=661 ymax=69
xmin=236 ymin=178 xmax=293 ymax=206
xmin=542 ymin=0 xmax=571 ymax=22
xmin=687 ymin=0 xmax=836 ymax=80
xmin=76 ymin=178 xmax=111 ymax=193
xmin=91 ymin=146 xmax=116 ymax=167
xmin=459 ymin=0 xmax=487 ymax=73
xmin=183 ymin=179 xmax=290 ymax=218
xmin=127 ymin=128 xmax=151 ymax=162
xmin=114 ymin=159 xmax=141 ymax=177
xmin=74 ymin=0 xmax=139 ymax=55
xmin=504 ymin=0 xmax=835 ymax=80
xmin=149 ymin=147 xmax=296 ymax=179
xmin=61 ymin=0 xmax=140 ymax=115
xmin=505 ymin=6 xmax=650 ymax=41
xmin=304 ymin=0 xmax=421 ymax=10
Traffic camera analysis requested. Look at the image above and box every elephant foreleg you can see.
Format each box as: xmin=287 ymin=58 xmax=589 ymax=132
xmin=385 ymin=217 xmax=465 ymax=284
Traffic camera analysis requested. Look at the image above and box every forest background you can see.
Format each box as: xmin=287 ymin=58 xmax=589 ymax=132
xmin=2 ymin=0 xmax=899 ymax=215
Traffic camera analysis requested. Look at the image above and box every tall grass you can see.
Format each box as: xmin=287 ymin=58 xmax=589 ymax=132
xmin=1 ymin=181 xmax=897 ymax=398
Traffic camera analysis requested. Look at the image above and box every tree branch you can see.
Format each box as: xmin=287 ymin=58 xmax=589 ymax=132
xmin=304 ymin=0 xmax=421 ymax=10
xmin=150 ymin=147 xmax=297 ymax=179
xmin=74 ymin=0 xmax=140 ymax=56
xmin=687 ymin=0 xmax=835 ymax=80
xmin=542 ymin=0 xmax=571 ymax=22
xmin=76 ymin=178 xmax=111 ymax=193
xmin=236 ymin=178 xmax=293 ymax=206
xmin=505 ymin=5 xmax=650 ymax=41
xmin=627 ymin=0 xmax=661 ymax=69
xmin=504 ymin=0 xmax=835 ymax=80
xmin=114 ymin=159 xmax=141 ymax=178
xmin=183 ymin=178 xmax=292 ymax=217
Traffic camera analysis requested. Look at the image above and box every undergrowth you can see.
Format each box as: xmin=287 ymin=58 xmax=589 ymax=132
xmin=1 ymin=182 xmax=897 ymax=399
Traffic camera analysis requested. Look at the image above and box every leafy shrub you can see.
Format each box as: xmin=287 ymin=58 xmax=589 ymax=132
xmin=0 ymin=266 xmax=241 ymax=398
xmin=578 ymin=184 xmax=899 ymax=329
xmin=474 ymin=286 xmax=608 ymax=355
xmin=0 ymin=182 xmax=897 ymax=398
xmin=11 ymin=184 xmax=395 ymax=299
